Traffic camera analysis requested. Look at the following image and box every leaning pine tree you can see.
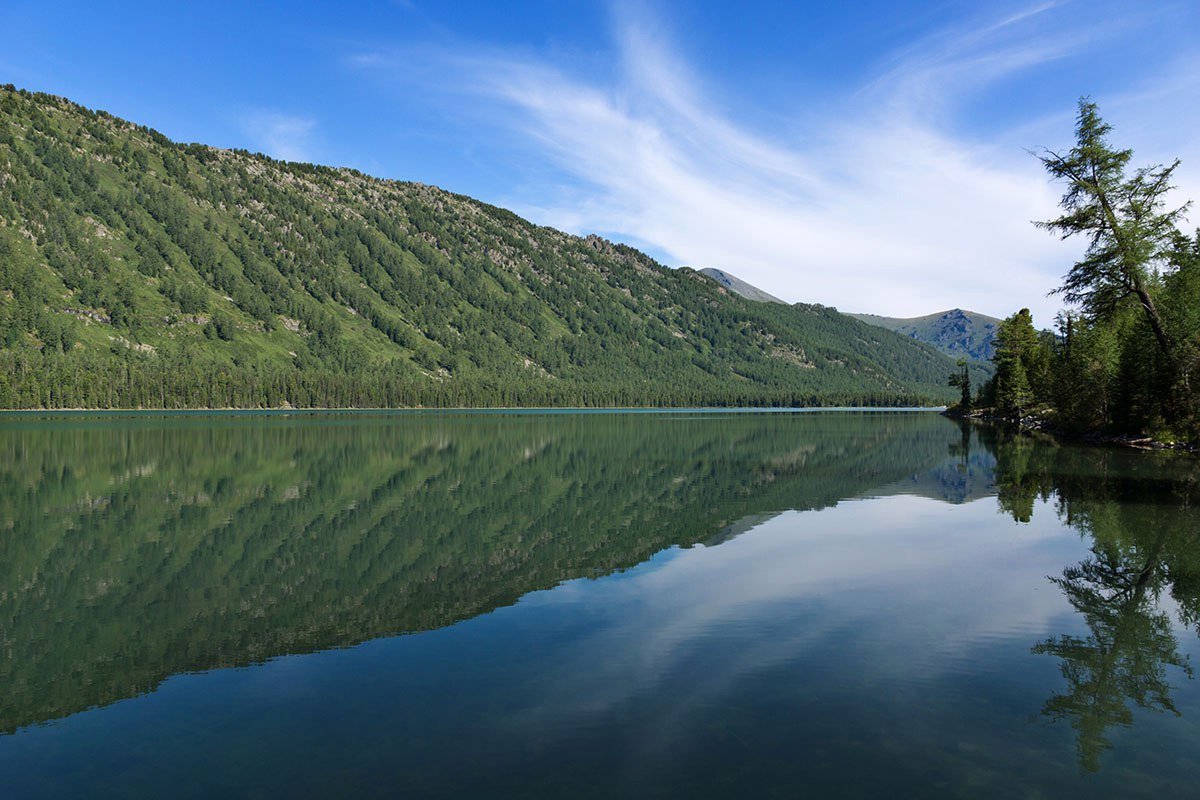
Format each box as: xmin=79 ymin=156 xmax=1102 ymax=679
xmin=1035 ymin=100 xmax=1189 ymax=367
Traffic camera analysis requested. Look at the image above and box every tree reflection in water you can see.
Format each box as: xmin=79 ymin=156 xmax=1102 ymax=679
xmin=1033 ymin=531 xmax=1190 ymax=772
xmin=988 ymin=428 xmax=1200 ymax=771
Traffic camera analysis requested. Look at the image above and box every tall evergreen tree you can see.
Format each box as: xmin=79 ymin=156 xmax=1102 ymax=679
xmin=1035 ymin=99 xmax=1189 ymax=359
xmin=948 ymin=358 xmax=971 ymax=410
xmin=992 ymin=309 xmax=1040 ymax=416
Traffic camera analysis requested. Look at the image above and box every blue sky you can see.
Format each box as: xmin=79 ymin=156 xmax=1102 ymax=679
xmin=3 ymin=1 xmax=1198 ymax=320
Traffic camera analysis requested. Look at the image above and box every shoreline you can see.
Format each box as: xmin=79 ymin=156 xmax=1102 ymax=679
xmin=0 ymin=405 xmax=949 ymax=415
xmin=944 ymin=407 xmax=1198 ymax=455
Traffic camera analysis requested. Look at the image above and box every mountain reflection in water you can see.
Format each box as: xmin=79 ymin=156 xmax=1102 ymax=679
xmin=1 ymin=410 xmax=1198 ymax=795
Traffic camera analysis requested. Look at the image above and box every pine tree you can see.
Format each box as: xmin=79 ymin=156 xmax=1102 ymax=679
xmin=948 ymin=358 xmax=971 ymax=411
xmin=992 ymin=309 xmax=1039 ymax=417
xmin=1036 ymin=99 xmax=1188 ymax=359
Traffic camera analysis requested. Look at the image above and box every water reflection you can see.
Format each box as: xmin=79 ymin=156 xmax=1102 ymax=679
xmin=0 ymin=411 xmax=978 ymax=734
xmin=1033 ymin=535 xmax=1190 ymax=772
xmin=1 ymin=411 xmax=1198 ymax=788
xmin=987 ymin=430 xmax=1200 ymax=770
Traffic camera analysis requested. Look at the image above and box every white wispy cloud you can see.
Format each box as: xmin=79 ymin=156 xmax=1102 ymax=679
xmin=351 ymin=3 xmax=1196 ymax=321
xmin=240 ymin=110 xmax=317 ymax=163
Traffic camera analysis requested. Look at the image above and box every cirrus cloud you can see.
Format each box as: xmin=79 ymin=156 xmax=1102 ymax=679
xmin=350 ymin=2 xmax=1198 ymax=322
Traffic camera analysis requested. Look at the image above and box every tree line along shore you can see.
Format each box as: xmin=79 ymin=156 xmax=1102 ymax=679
xmin=947 ymin=100 xmax=1199 ymax=448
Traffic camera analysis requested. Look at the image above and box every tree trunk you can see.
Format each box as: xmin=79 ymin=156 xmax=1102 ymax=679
xmin=1133 ymin=284 xmax=1174 ymax=358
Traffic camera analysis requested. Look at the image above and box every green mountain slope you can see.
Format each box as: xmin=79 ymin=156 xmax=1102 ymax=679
xmin=0 ymin=86 xmax=958 ymax=408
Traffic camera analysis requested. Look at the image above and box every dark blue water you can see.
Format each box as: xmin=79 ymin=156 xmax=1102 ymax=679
xmin=2 ymin=410 xmax=1198 ymax=797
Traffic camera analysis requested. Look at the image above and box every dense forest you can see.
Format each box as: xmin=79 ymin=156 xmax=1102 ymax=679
xmin=969 ymin=101 xmax=1200 ymax=443
xmin=0 ymin=86 xmax=958 ymax=408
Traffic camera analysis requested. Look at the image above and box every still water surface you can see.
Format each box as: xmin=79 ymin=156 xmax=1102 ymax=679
xmin=2 ymin=410 xmax=1199 ymax=798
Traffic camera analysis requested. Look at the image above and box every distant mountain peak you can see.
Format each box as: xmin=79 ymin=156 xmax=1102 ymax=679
xmin=846 ymin=308 xmax=1001 ymax=363
xmin=696 ymin=268 xmax=786 ymax=304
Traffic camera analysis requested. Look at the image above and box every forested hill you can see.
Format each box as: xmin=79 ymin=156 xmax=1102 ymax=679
xmin=0 ymin=86 xmax=958 ymax=408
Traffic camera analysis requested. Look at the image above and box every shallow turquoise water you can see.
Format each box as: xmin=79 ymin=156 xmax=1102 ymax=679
xmin=1 ymin=410 xmax=1198 ymax=797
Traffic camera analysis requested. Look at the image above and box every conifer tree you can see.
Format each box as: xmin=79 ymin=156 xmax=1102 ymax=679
xmin=948 ymin=358 xmax=971 ymax=411
xmin=992 ymin=309 xmax=1039 ymax=416
xmin=1036 ymin=99 xmax=1188 ymax=359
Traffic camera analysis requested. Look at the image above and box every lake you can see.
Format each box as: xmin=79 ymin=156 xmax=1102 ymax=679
xmin=2 ymin=410 xmax=1199 ymax=798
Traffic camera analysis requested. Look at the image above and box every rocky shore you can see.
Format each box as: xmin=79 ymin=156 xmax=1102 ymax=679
xmin=942 ymin=406 xmax=1198 ymax=454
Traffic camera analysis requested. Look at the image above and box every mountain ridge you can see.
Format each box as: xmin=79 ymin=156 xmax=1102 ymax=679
xmin=696 ymin=267 xmax=999 ymax=369
xmin=697 ymin=267 xmax=786 ymax=304
xmin=848 ymin=308 xmax=1001 ymax=363
xmin=0 ymin=85 xmax=959 ymax=408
